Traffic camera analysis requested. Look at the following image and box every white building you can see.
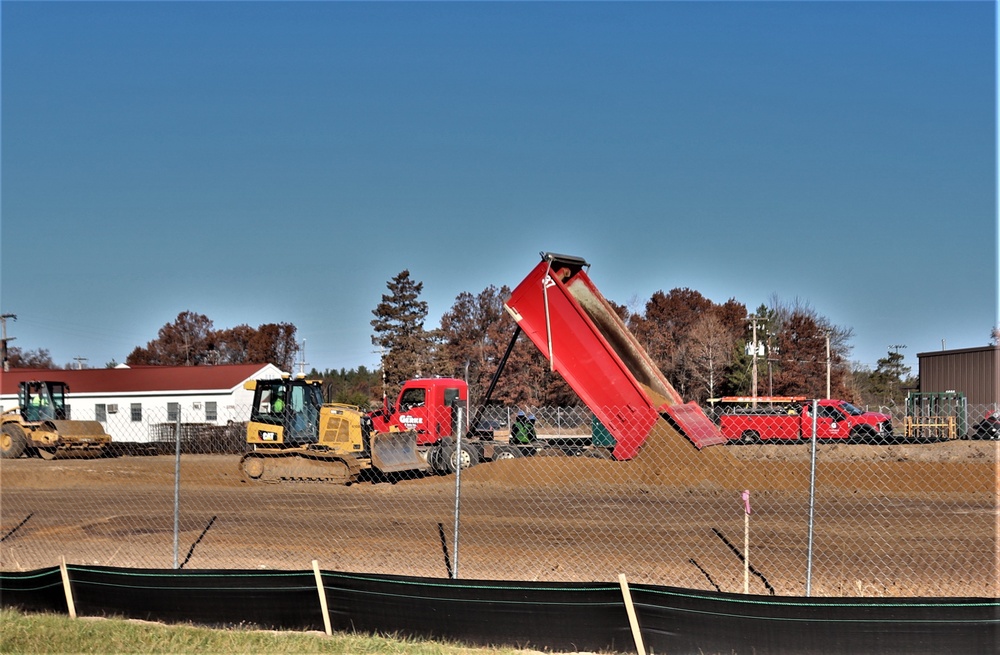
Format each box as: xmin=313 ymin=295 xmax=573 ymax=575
xmin=0 ymin=363 xmax=284 ymax=444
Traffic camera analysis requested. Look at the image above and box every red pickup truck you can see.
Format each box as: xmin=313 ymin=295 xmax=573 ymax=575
xmin=719 ymin=399 xmax=893 ymax=444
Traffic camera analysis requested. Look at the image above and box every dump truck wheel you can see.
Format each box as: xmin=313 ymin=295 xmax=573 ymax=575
xmin=428 ymin=447 xmax=446 ymax=474
xmin=493 ymin=445 xmax=522 ymax=461
xmin=740 ymin=430 xmax=760 ymax=445
xmin=1 ymin=423 xmax=27 ymax=459
xmin=441 ymin=442 xmax=480 ymax=473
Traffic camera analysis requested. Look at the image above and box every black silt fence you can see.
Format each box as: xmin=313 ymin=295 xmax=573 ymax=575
xmin=2 ymin=566 xmax=997 ymax=654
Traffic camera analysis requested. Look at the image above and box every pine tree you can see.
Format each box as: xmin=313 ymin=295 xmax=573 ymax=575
xmin=371 ymin=270 xmax=432 ymax=394
xmin=870 ymin=350 xmax=911 ymax=406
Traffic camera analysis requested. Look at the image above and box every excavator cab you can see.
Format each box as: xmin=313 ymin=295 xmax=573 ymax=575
xmin=19 ymin=381 xmax=69 ymax=422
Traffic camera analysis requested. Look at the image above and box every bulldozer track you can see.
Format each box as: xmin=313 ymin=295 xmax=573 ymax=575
xmin=238 ymin=451 xmax=361 ymax=485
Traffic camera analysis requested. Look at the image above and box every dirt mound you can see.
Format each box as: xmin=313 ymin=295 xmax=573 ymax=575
xmin=464 ymin=418 xmax=747 ymax=491
xmin=632 ymin=417 xmax=743 ymax=485
xmin=0 ymin=454 xmax=247 ymax=490
xmin=464 ymin=423 xmax=997 ymax=497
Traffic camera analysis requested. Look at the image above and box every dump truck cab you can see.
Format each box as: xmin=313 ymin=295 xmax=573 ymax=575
xmin=369 ymin=378 xmax=468 ymax=446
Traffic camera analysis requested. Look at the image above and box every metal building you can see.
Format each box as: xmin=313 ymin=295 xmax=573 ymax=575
xmin=917 ymin=345 xmax=1000 ymax=408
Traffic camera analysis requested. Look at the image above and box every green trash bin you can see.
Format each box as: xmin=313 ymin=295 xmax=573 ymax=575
xmin=591 ymin=416 xmax=616 ymax=448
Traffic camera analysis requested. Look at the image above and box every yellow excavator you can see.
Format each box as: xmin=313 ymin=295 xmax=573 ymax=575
xmin=0 ymin=380 xmax=112 ymax=459
xmin=239 ymin=376 xmax=429 ymax=484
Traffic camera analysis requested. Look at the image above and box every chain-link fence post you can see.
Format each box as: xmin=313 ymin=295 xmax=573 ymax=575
xmin=806 ymin=399 xmax=818 ymax=596
xmin=172 ymin=410 xmax=181 ymax=570
xmin=452 ymin=406 xmax=463 ymax=579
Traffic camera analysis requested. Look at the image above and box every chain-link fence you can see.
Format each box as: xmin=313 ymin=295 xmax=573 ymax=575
xmin=2 ymin=401 xmax=996 ymax=599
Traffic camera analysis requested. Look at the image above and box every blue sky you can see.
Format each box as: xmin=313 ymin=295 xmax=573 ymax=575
xmin=2 ymin=1 xmax=996 ymax=377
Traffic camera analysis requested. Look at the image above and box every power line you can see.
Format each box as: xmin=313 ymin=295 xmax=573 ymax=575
xmin=1 ymin=314 xmax=17 ymax=372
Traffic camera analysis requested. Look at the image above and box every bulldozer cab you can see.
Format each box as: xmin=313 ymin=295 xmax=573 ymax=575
xmin=249 ymin=378 xmax=322 ymax=445
xmin=19 ymin=381 xmax=68 ymax=422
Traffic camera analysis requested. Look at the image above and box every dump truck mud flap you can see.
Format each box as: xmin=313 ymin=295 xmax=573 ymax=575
xmin=370 ymin=430 xmax=429 ymax=474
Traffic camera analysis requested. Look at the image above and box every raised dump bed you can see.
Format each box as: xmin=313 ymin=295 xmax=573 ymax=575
xmin=505 ymin=253 xmax=727 ymax=460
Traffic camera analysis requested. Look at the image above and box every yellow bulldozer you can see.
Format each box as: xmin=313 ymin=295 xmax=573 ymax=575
xmin=239 ymin=376 xmax=429 ymax=484
xmin=1 ymin=380 xmax=112 ymax=459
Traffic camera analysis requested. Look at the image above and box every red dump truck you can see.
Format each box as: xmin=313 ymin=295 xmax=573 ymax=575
xmin=368 ymin=377 xmax=522 ymax=473
xmin=718 ymin=398 xmax=893 ymax=444
xmin=504 ymin=252 xmax=726 ymax=460
xmin=372 ymin=252 xmax=728 ymax=467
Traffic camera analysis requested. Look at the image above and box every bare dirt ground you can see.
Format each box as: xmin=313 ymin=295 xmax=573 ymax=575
xmin=2 ymin=422 xmax=997 ymax=598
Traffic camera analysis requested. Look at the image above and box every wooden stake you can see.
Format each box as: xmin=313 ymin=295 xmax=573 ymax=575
xmin=59 ymin=557 xmax=77 ymax=619
xmin=312 ymin=559 xmax=333 ymax=636
xmin=744 ymin=511 xmax=750 ymax=594
xmin=742 ymin=490 xmax=752 ymax=594
xmin=618 ymin=573 xmax=646 ymax=655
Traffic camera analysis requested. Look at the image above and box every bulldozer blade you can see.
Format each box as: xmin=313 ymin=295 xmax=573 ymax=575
xmin=370 ymin=430 xmax=429 ymax=474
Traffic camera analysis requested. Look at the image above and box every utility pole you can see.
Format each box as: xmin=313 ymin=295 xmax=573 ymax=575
xmin=825 ymin=331 xmax=831 ymax=400
xmin=73 ymin=357 xmax=89 ymax=370
xmin=297 ymin=339 xmax=309 ymax=377
xmin=748 ymin=314 xmax=762 ymax=407
xmin=1 ymin=314 xmax=17 ymax=372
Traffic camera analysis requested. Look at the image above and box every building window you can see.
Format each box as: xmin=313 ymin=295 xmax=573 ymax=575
xmin=205 ymin=401 xmax=217 ymax=422
xmin=167 ymin=402 xmax=180 ymax=422
xmin=95 ymin=404 xmax=107 ymax=422
xmin=131 ymin=403 xmax=142 ymax=422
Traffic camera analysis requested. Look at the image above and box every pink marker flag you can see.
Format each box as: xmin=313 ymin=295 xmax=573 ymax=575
xmin=742 ymin=490 xmax=752 ymax=515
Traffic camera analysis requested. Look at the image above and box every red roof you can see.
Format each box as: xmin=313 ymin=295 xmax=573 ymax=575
xmin=0 ymin=364 xmax=277 ymax=395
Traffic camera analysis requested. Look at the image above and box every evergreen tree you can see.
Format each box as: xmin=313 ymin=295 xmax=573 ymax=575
xmin=869 ymin=349 xmax=912 ymax=406
xmin=725 ymin=304 xmax=784 ymax=397
xmin=312 ymin=366 xmax=382 ymax=407
xmin=371 ymin=270 xmax=432 ymax=395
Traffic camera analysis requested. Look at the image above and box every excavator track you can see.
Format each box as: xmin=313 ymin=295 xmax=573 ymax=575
xmin=239 ymin=450 xmax=364 ymax=485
